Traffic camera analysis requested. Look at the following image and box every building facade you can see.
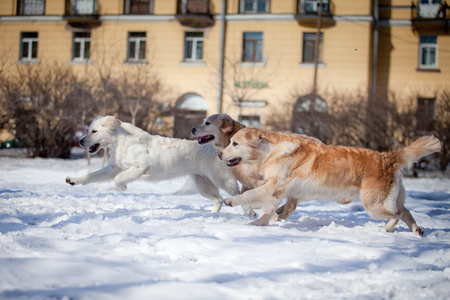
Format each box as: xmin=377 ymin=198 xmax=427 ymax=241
xmin=0 ymin=0 xmax=449 ymax=140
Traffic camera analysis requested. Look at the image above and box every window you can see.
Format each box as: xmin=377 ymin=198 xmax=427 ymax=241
xmin=239 ymin=115 xmax=261 ymax=128
xmin=69 ymin=0 xmax=97 ymax=15
xmin=127 ymin=32 xmax=146 ymax=62
xmin=17 ymin=0 xmax=45 ymax=15
xmin=416 ymin=98 xmax=435 ymax=132
xmin=418 ymin=0 xmax=443 ymax=18
xmin=243 ymin=32 xmax=263 ymax=62
xmin=302 ymin=32 xmax=323 ymax=63
xmin=298 ymin=0 xmax=330 ymax=14
xmin=184 ymin=32 xmax=204 ymax=62
xmin=124 ymin=0 xmax=153 ymax=14
xmin=240 ymin=0 xmax=269 ymax=13
xmin=72 ymin=32 xmax=91 ymax=62
xmin=419 ymin=35 xmax=438 ymax=69
xmin=20 ymin=32 xmax=38 ymax=61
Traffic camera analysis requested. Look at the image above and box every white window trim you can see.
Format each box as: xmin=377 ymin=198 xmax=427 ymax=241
xmin=184 ymin=34 xmax=204 ymax=62
xmin=72 ymin=34 xmax=91 ymax=63
xmin=127 ymin=33 xmax=147 ymax=62
xmin=20 ymin=35 xmax=38 ymax=61
xmin=419 ymin=41 xmax=438 ymax=69
xmin=240 ymin=0 xmax=269 ymax=14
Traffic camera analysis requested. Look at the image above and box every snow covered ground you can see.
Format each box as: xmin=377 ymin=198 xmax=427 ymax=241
xmin=0 ymin=157 xmax=449 ymax=300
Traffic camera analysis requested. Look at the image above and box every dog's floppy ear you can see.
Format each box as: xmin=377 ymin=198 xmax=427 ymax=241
xmin=102 ymin=115 xmax=121 ymax=131
xmin=257 ymin=132 xmax=269 ymax=145
xmin=220 ymin=115 xmax=246 ymax=134
xmin=245 ymin=130 xmax=267 ymax=147
xmin=220 ymin=115 xmax=234 ymax=133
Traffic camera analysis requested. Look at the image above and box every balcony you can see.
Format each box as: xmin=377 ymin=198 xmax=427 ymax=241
xmin=17 ymin=0 xmax=45 ymax=15
xmin=412 ymin=1 xmax=449 ymax=33
xmin=64 ymin=0 xmax=100 ymax=29
xmin=295 ymin=0 xmax=335 ymax=28
xmin=176 ymin=0 xmax=214 ymax=28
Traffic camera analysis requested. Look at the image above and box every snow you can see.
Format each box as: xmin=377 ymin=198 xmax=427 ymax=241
xmin=0 ymin=157 xmax=449 ymax=300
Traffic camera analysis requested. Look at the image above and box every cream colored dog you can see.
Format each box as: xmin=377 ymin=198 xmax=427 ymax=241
xmin=66 ymin=115 xmax=240 ymax=213
xmin=221 ymin=128 xmax=441 ymax=235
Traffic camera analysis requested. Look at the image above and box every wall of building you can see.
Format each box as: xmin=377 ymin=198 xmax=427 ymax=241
xmin=0 ymin=0 xmax=449 ymax=138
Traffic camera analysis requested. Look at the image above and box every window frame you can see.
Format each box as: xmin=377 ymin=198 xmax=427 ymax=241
xmin=238 ymin=114 xmax=262 ymax=128
xmin=302 ymin=32 xmax=323 ymax=64
xmin=124 ymin=0 xmax=154 ymax=15
xmin=184 ymin=32 xmax=204 ymax=62
xmin=419 ymin=35 xmax=438 ymax=69
xmin=20 ymin=32 xmax=38 ymax=62
xmin=240 ymin=0 xmax=269 ymax=14
xmin=242 ymin=32 xmax=263 ymax=63
xmin=72 ymin=32 xmax=91 ymax=63
xmin=299 ymin=0 xmax=330 ymax=15
xmin=17 ymin=0 xmax=45 ymax=15
xmin=127 ymin=32 xmax=147 ymax=63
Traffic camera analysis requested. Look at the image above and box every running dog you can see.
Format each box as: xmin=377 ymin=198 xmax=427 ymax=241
xmin=220 ymin=128 xmax=440 ymax=235
xmin=66 ymin=115 xmax=240 ymax=213
xmin=191 ymin=114 xmax=350 ymax=223
xmin=191 ymin=114 xmax=261 ymax=220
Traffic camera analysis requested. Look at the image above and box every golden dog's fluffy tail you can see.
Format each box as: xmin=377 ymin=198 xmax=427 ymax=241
xmin=394 ymin=136 xmax=441 ymax=170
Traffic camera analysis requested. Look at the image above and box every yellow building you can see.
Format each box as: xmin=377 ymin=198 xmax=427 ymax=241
xmin=0 ymin=0 xmax=449 ymax=140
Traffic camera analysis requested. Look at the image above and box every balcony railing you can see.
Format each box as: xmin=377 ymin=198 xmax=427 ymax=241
xmin=412 ymin=1 xmax=448 ymax=19
xmin=176 ymin=0 xmax=214 ymax=28
xmin=296 ymin=0 xmax=334 ymax=26
xmin=64 ymin=0 xmax=100 ymax=29
xmin=17 ymin=0 xmax=45 ymax=15
xmin=411 ymin=1 xmax=449 ymax=32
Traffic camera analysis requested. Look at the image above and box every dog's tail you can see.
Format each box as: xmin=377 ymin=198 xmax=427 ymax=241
xmin=392 ymin=136 xmax=441 ymax=171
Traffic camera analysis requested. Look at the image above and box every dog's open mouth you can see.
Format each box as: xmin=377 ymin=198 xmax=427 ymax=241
xmin=88 ymin=143 xmax=100 ymax=153
xmin=226 ymin=157 xmax=242 ymax=167
xmin=197 ymin=135 xmax=215 ymax=144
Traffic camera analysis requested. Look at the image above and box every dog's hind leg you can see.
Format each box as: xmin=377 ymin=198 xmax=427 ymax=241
xmin=397 ymin=181 xmax=424 ymax=236
xmin=277 ymin=197 xmax=299 ymax=220
xmin=191 ymin=175 xmax=224 ymax=213
xmin=113 ymin=166 xmax=145 ymax=191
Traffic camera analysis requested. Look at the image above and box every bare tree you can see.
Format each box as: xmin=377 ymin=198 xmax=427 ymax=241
xmin=0 ymin=63 xmax=87 ymax=158
xmin=435 ymin=89 xmax=450 ymax=170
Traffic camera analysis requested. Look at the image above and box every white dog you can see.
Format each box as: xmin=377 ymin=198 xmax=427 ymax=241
xmin=66 ymin=115 xmax=240 ymax=213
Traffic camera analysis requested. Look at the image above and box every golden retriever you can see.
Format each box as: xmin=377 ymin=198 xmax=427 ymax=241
xmin=220 ymin=128 xmax=441 ymax=236
xmin=191 ymin=114 xmax=350 ymax=223
xmin=191 ymin=114 xmax=260 ymax=219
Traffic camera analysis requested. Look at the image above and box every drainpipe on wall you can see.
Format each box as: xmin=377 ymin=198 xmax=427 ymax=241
xmin=371 ymin=0 xmax=379 ymax=104
xmin=217 ymin=0 xmax=226 ymax=114
xmin=312 ymin=0 xmax=323 ymax=101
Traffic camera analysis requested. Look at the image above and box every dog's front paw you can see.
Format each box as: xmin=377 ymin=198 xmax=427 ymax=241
xmin=224 ymin=198 xmax=234 ymax=207
xmin=66 ymin=177 xmax=78 ymax=186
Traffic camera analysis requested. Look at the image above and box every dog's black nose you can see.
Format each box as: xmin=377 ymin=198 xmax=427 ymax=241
xmin=191 ymin=128 xmax=196 ymax=135
xmin=79 ymin=137 xmax=85 ymax=147
xmin=218 ymin=151 xmax=223 ymax=160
